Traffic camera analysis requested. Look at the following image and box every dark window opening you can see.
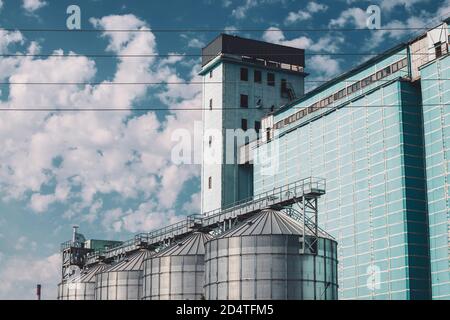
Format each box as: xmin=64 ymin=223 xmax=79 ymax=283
xmin=240 ymin=68 xmax=248 ymax=81
xmin=266 ymin=128 xmax=271 ymax=141
xmin=334 ymin=88 xmax=346 ymax=100
xmin=209 ymin=98 xmax=213 ymax=110
xmin=254 ymin=70 xmax=262 ymax=83
xmin=240 ymin=94 xmax=249 ymax=108
xmin=209 ymin=70 xmax=213 ymax=78
xmin=208 ymin=136 xmax=212 ymax=147
xmin=376 ymin=70 xmax=383 ymax=80
xmin=255 ymin=121 xmax=261 ymax=132
xmin=208 ymin=177 xmax=212 ymax=189
xmin=435 ymin=42 xmax=442 ymax=58
xmin=391 ymin=62 xmax=398 ymax=73
xmin=241 ymin=118 xmax=248 ymax=131
xmin=267 ymin=73 xmax=275 ymax=86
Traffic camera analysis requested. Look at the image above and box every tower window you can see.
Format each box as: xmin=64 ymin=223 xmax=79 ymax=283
xmin=254 ymin=70 xmax=262 ymax=83
xmin=240 ymin=94 xmax=249 ymax=108
xmin=241 ymin=118 xmax=248 ymax=131
xmin=435 ymin=42 xmax=442 ymax=58
xmin=255 ymin=121 xmax=261 ymax=132
xmin=240 ymin=68 xmax=248 ymax=81
xmin=208 ymin=136 xmax=212 ymax=147
xmin=209 ymin=70 xmax=213 ymax=78
xmin=209 ymin=98 xmax=213 ymax=110
xmin=267 ymin=73 xmax=275 ymax=86
xmin=208 ymin=177 xmax=212 ymax=189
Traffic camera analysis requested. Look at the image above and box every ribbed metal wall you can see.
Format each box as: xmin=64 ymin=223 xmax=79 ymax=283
xmin=58 ymin=263 xmax=107 ymax=300
xmin=95 ymin=250 xmax=151 ymax=300
xmin=142 ymin=232 xmax=212 ymax=300
xmin=204 ymin=210 xmax=338 ymax=300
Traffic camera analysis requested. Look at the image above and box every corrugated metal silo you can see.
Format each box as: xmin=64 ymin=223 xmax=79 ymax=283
xmin=58 ymin=263 xmax=107 ymax=300
xmin=204 ymin=209 xmax=338 ymax=300
xmin=142 ymin=232 xmax=212 ymax=300
xmin=95 ymin=249 xmax=151 ymax=300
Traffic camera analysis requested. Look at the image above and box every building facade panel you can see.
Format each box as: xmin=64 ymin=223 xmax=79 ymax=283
xmin=254 ymin=79 xmax=431 ymax=299
xmin=420 ymin=54 xmax=450 ymax=300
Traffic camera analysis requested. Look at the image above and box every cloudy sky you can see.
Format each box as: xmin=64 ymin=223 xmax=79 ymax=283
xmin=0 ymin=0 xmax=447 ymax=299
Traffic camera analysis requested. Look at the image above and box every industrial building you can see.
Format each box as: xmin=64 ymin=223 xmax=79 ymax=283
xmin=58 ymin=18 xmax=449 ymax=300
xmin=58 ymin=178 xmax=336 ymax=300
xmin=246 ymin=20 xmax=448 ymax=299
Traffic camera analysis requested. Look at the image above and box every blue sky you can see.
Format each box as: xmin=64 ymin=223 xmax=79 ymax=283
xmin=0 ymin=0 xmax=448 ymax=299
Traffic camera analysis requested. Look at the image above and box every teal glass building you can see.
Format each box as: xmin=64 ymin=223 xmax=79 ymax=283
xmin=249 ymin=21 xmax=450 ymax=299
xmin=420 ymin=54 xmax=450 ymax=299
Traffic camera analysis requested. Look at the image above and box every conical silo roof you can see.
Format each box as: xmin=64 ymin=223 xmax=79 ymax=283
xmin=105 ymin=249 xmax=151 ymax=272
xmin=73 ymin=263 xmax=108 ymax=283
xmin=218 ymin=209 xmax=330 ymax=238
xmin=154 ymin=232 xmax=212 ymax=257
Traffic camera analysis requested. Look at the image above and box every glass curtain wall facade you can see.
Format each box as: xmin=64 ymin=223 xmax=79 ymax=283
xmin=420 ymin=54 xmax=450 ymax=300
xmin=254 ymin=77 xmax=431 ymax=299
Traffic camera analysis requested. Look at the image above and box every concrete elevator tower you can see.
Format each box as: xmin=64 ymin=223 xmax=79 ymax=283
xmin=199 ymin=34 xmax=307 ymax=214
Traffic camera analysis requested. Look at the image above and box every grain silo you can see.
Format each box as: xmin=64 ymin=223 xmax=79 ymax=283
xmin=58 ymin=263 xmax=107 ymax=300
xmin=95 ymin=249 xmax=151 ymax=300
xmin=142 ymin=232 xmax=212 ymax=300
xmin=204 ymin=209 xmax=338 ymax=300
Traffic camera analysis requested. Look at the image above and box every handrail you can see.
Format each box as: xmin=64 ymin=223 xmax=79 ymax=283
xmin=77 ymin=177 xmax=326 ymax=262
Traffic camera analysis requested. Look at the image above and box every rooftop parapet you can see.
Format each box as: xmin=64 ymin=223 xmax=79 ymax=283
xmin=201 ymin=34 xmax=305 ymax=71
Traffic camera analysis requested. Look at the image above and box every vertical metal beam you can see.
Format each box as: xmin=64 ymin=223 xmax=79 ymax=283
xmin=300 ymin=195 xmax=305 ymax=254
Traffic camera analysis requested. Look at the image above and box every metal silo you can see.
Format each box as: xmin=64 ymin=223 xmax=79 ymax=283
xmin=142 ymin=232 xmax=212 ymax=300
xmin=95 ymin=249 xmax=151 ymax=300
xmin=204 ymin=209 xmax=338 ymax=300
xmin=58 ymin=263 xmax=107 ymax=300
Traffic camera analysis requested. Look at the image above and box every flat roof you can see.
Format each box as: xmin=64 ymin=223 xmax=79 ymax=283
xmin=202 ymin=33 xmax=305 ymax=67
xmin=275 ymin=17 xmax=450 ymax=116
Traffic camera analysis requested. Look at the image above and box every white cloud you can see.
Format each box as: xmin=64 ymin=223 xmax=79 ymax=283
xmin=187 ymin=38 xmax=205 ymax=48
xmin=0 ymin=14 xmax=202 ymax=231
xmin=285 ymin=1 xmax=328 ymax=24
xmin=22 ymin=0 xmax=47 ymax=13
xmin=0 ymin=30 xmax=24 ymax=53
xmin=329 ymin=7 xmax=367 ymax=28
xmin=182 ymin=192 xmax=201 ymax=214
xmin=308 ymin=55 xmax=342 ymax=78
xmin=0 ymin=0 xmax=4 ymax=12
xmin=379 ymin=0 xmax=431 ymax=12
xmin=262 ymin=27 xmax=344 ymax=52
xmin=102 ymin=201 xmax=183 ymax=233
xmin=222 ymin=0 xmax=233 ymax=7
xmin=0 ymin=253 xmax=60 ymax=300
xmin=232 ymin=0 xmax=258 ymax=19
xmin=306 ymin=1 xmax=328 ymax=13
xmin=285 ymin=11 xmax=311 ymax=24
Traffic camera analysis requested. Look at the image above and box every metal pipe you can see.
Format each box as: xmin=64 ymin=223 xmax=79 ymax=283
xmin=36 ymin=284 xmax=41 ymax=300
xmin=72 ymin=225 xmax=79 ymax=243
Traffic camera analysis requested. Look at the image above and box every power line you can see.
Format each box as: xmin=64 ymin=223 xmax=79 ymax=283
xmin=0 ymin=104 xmax=446 ymax=112
xmin=0 ymin=79 xmax=446 ymax=86
xmin=0 ymin=27 xmax=439 ymax=33
xmin=0 ymin=52 xmax=441 ymax=58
